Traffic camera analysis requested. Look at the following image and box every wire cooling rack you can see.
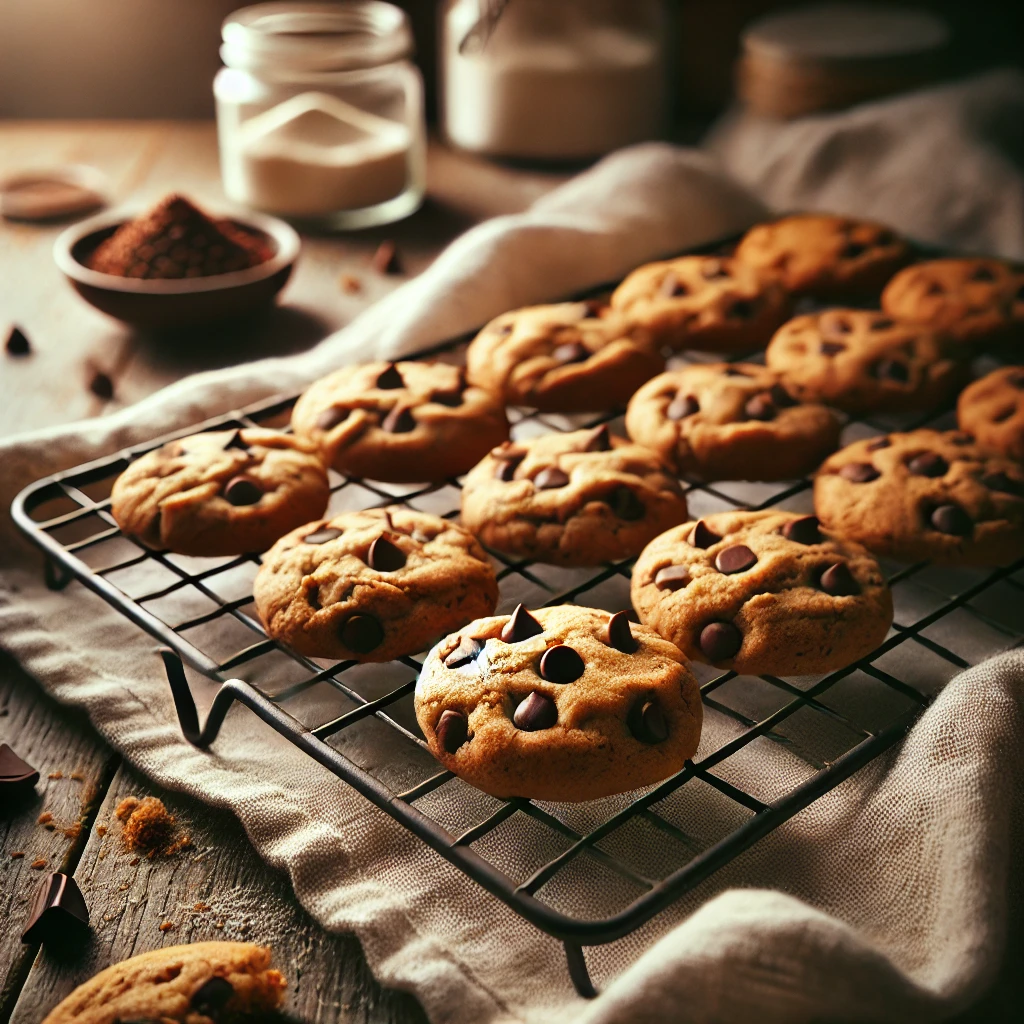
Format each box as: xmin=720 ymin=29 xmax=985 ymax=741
xmin=12 ymin=298 xmax=1024 ymax=998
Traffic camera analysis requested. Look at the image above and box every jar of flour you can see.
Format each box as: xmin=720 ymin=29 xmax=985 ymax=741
xmin=215 ymin=1 xmax=425 ymax=227
xmin=441 ymin=0 xmax=668 ymax=161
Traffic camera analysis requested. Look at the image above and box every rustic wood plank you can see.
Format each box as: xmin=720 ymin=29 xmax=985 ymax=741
xmin=8 ymin=764 xmax=428 ymax=1024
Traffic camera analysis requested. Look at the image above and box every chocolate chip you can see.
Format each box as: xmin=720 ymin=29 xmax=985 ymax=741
xmin=981 ymin=471 xmax=1024 ymax=496
xmin=819 ymin=562 xmax=860 ymax=596
xmin=744 ymin=394 xmax=776 ymax=421
xmin=367 ymin=534 xmax=406 ymax=571
xmin=930 ymin=504 xmax=973 ymax=536
xmin=821 ymin=314 xmax=853 ymax=335
xmin=667 ymin=392 xmax=700 ymax=420
xmin=607 ymin=486 xmax=645 ymax=521
xmin=190 ymin=977 xmax=234 ymax=1016
xmin=839 ymin=463 xmax=880 ymax=483
xmin=495 ymin=323 xmax=514 ymax=337
xmin=925 ymin=280 xmax=945 ymax=295
xmin=949 ymin=432 xmax=974 ymax=445
xmin=699 ymin=621 xmax=742 ymax=662
xmin=581 ymin=424 xmax=612 ymax=452
xmin=701 ymin=258 xmax=729 ymax=279
xmin=993 ymin=406 xmax=1015 ymax=423
xmin=513 ymin=691 xmax=557 ymax=731
xmin=306 ymin=586 xmax=321 ymax=610
xmin=340 ymin=614 xmax=384 ymax=653
xmin=21 ymin=872 xmax=89 ymax=945
xmin=866 ymin=437 xmax=891 ymax=451
xmin=539 ymin=644 xmax=585 ymax=684
xmin=223 ymin=476 xmax=262 ymax=506
xmin=907 ymin=452 xmax=948 ymax=477
xmin=376 ymin=362 xmax=404 ymax=389
xmin=551 ymin=342 xmax=589 ymax=365
xmin=1 ymin=743 xmax=39 ymax=794
xmin=820 ymin=341 xmax=846 ymax=356
xmin=660 ymin=272 xmax=687 ymax=297
xmin=715 ymin=544 xmax=757 ymax=574
xmin=5 ymin=326 xmax=31 ymax=356
xmin=535 ymin=466 xmax=569 ymax=489
xmin=605 ymin=610 xmax=639 ymax=653
xmin=629 ymin=700 xmax=669 ymax=744
xmin=580 ymin=299 xmax=604 ymax=318
xmin=494 ymin=455 xmax=524 ymax=481
xmin=782 ymin=515 xmax=822 ymax=544
xmin=871 ymin=318 xmax=894 ymax=330
xmin=304 ymin=527 xmax=342 ymax=545
xmin=723 ymin=366 xmax=750 ymax=377
xmin=444 ymin=637 xmax=482 ymax=669
xmin=689 ymin=520 xmax=721 ymax=548
xmin=654 ymin=565 xmax=691 ymax=591
xmin=89 ymin=370 xmax=114 ymax=401
xmin=222 ymin=430 xmax=250 ymax=451
xmin=970 ymin=265 xmax=996 ymax=282
xmin=842 ymin=241 xmax=867 ymax=259
xmin=431 ymin=388 xmax=463 ymax=407
xmin=436 ymin=709 xmax=468 ymax=752
xmin=501 ymin=604 xmax=543 ymax=643
xmin=381 ymin=405 xmax=416 ymax=433
xmin=872 ymin=359 xmax=910 ymax=383
xmin=316 ymin=406 xmax=348 ymax=431
xmin=769 ymin=383 xmax=797 ymax=408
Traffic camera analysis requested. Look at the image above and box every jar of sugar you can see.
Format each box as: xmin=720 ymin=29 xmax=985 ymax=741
xmin=215 ymin=1 xmax=425 ymax=227
xmin=441 ymin=0 xmax=668 ymax=162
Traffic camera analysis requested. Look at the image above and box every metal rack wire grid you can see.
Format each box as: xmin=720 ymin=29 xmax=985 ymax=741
xmin=12 ymin=290 xmax=1024 ymax=999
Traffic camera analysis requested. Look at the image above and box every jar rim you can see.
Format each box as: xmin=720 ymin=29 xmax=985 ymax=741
xmin=222 ymin=1 xmax=413 ymax=72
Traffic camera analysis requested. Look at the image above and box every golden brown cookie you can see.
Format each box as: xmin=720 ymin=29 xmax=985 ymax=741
xmin=957 ymin=366 xmax=1024 ymax=461
xmin=40 ymin=942 xmax=285 ymax=1024
xmin=734 ymin=214 xmax=910 ymax=297
xmin=624 ymin=362 xmax=841 ymax=481
xmin=881 ymin=258 xmax=1024 ymax=346
xmin=631 ymin=510 xmax=892 ymax=677
xmin=254 ymin=506 xmax=499 ymax=662
xmin=291 ymin=361 xmax=509 ymax=482
xmin=465 ymin=301 xmax=664 ymax=411
xmin=415 ymin=604 xmax=702 ymax=801
xmin=110 ymin=428 xmax=330 ymax=556
xmin=609 ymin=254 xmax=791 ymax=351
xmin=814 ymin=429 xmax=1024 ymax=565
xmin=765 ymin=308 xmax=964 ymax=414
xmin=460 ymin=425 xmax=688 ymax=566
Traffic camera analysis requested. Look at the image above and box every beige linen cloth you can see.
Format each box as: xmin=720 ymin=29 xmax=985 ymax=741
xmin=2 ymin=71 xmax=1024 ymax=1023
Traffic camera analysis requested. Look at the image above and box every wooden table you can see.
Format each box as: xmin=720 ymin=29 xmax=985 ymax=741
xmin=0 ymin=121 xmax=567 ymax=1024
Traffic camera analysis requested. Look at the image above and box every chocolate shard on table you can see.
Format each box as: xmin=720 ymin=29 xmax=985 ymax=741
xmin=21 ymin=871 xmax=90 ymax=944
xmin=0 ymin=742 xmax=39 ymax=796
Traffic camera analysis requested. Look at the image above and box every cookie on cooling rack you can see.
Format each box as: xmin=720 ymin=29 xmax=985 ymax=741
xmin=814 ymin=429 xmax=1024 ymax=565
xmin=631 ymin=510 xmax=892 ymax=676
xmin=415 ymin=604 xmax=702 ymax=801
xmin=957 ymin=366 xmax=1024 ymax=461
xmin=110 ymin=428 xmax=330 ymax=556
xmin=254 ymin=506 xmax=499 ymax=662
xmin=291 ymin=360 xmax=509 ymax=483
xmin=460 ymin=425 xmax=688 ymax=566
xmin=765 ymin=308 xmax=964 ymax=414
xmin=624 ymin=362 xmax=841 ymax=481
xmin=465 ymin=301 xmax=664 ymax=411
xmin=733 ymin=213 xmax=911 ymax=298
xmin=609 ymin=254 xmax=791 ymax=352
xmin=40 ymin=942 xmax=285 ymax=1024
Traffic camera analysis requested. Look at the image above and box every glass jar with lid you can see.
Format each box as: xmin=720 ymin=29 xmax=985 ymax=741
xmin=215 ymin=1 xmax=425 ymax=228
xmin=440 ymin=0 xmax=668 ymax=162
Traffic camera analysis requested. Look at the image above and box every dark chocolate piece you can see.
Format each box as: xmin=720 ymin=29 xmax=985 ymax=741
xmin=5 ymin=326 xmax=31 ymax=356
xmin=782 ymin=515 xmax=821 ymax=544
xmin=581 ymin=424 xmax=612 ymax=452
xmin=223 ymin=430 xmax=250 ymax=451
xmin=715 ymin=544 xmax=757 ymax=575
xmin=89 ymin=370 xmax=114 ymax=401
xmin=376 ymin=362 xmax=404 ymax=389
xmin=223 ymin=477 xmax=262 ymax=506
xmin=444 ymin=637 xmax=482 ymax=669
xmin=907 ymin=452 xmax=948 ymax=477
xmin=436 ymin=709 xmax=468 ymax=753
xmin=340 ymin=614 xmax=384 ymax=653
xmin=839 ymin=463 xmax=880 ymax=483
xmin=304 ymin=527 xmax=342 ymax=545
xmin=1 ymin=743 xmax=39 ymax=794
xmin=316 ymin=406 xmax=348 ymax=431
xmin=689 ymin=520 xmax=721 ymax=549
xmin=819 ymin=562 xmax=860 ymax=596
xmin=604 ymin=611 xmax=639 ymax=653
xmin=769 ymin=384 xmax=797 ymax=408
xmin=660 ymin=272 xmax=687 ymax=297
xmin=607 ymin=486 xmax=645 ymax=521
xmin=21 ymin=872 xmax=89 ymax=944
xmin=654 ymin=565 xmax=691 ymax=591
xmin=501 ymin=604 xmax=543 ymax=643
xmin=820 ymin=341 xmax=845 ymax=356
xmin=539 ymin=644 xmax=585 ymax=684
xmin=699 ymin=621 xmax=741 ymax=662
xmin=872 ymin=359 xmax=910 ymax=383
xmin=513 ymin=691 xmax=557 ymax=731
xmin=381 ymin=404 xmax=416 ymax=433
xmin=667 ymin=393 xmax=699 ymax=420
xmin=534 ymin=466 xmax=570 ymax=489
xmin=191 ymin=977 xmax=235 ymax=1016
xmin=367 ymin=534 xmax=406 ymax=571
xmin=866 ymin=437 xmax=891 ymax=451
xmin=930 ymin=504 xmax=972 ymax=536
xmin=629 ymin=700 xmax=669 ymax=744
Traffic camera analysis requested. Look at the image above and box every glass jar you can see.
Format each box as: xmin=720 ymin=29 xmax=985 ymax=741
xmin=440 ymin=0 xmax=668 ymax=162
xmin=215 ymin=1 xmax=426 ymax=228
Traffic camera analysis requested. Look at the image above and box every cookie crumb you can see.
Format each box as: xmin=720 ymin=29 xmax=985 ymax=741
xmin=158 ymin=921 xmax=175 ymax=932
xmin=194 ymin=902 xmax=211 ymax=912
xmin=96 ymin=825 xmax=108 ymax=836
xmin=339 ymin=273 xmax=362 ymax=294
xmin=48 ymin=771 xmax=63 ymax=780
xmin=70 ymin=771 xmax=84 ymax=781
xmin=214 ymin=920 xmax=225 ymax=929
xmin=30 ymin=859 xmax=47 ymax=869
xmin=10 ymin=851 xmax=25 ymax=859
xmin=370 ymin=240 xmax=402 ymax=275
xmin=61 ymin=822 xmax=83 ymax=841
xmin=37 ymin=812 xmax=53 ymax=826
xmin=117 ymin=796 xmax=191 ymax=857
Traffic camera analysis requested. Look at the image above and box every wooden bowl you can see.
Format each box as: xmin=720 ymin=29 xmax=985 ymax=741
xmin=53 ymin=208 xmax=301 ymax=329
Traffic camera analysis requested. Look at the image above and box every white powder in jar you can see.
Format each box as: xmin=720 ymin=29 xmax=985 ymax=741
xmin=230 ymin=92 xmax=411 ymax=217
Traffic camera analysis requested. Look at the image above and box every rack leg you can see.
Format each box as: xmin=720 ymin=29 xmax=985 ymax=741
xmin=564 ymin=942 xmax=597 ymax=999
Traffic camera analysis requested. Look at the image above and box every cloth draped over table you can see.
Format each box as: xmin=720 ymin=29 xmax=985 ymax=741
xmin=2 ymin=70 xmax=1023 ymax=1024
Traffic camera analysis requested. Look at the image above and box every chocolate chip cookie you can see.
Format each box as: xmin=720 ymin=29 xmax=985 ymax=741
xmin=765 ymin=308 xmax=964 ymax=414
xmin=254 ymin=506 xmax=499 ymax=662
xmin=624 ymin=362 xmax=841 ymax=481
xmin=465 ymin=301 xmax=664 ymax=411
xmin=40 ymin=941 xmax=286 ymax=1024
xmin=631 ymin=511 xmax=892 ymax=676
xmin=609 ymin=254 xmax=791 ymax=352
xmin=957 ymin=366 xmax=1024 ymax=461
xmin=110 ymin=428 xmax=330 ymax=556
xmin=814 ymin=429 xmax=1024 ymax=565
xmin=881 ymin=258 xmax=1024 ymax=346
xmin=291 ymin=361 xmax=509 ymax=483
xmin=415 ymin=604 xmax=702 ymax=801
xmin=460 ymin=425 xmax=688 ymax=565
xmin=734 ymin=213 xmax=911 ymax=298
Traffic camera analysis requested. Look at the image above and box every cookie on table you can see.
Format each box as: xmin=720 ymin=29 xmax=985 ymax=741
xmin=110 ymin=428 xmax=330 ymax=556
xmin=609 ymin=254 xmax=791 ymax=352
xmin=765 ymin=308 xmax=964 ymax=414
xmin=814 ymin=429 xmax=1024 ymax=565
xmin=415 ymin=604 xmax=702 ymax=801
xmin=734 ymin=214 xmax=910 ymax=298
xmin=881 ymin=258 xmax=1024 ymax=346
xmin=465 ymin=301 xmax=664 ymax=411
xmin=460 ymin=425 xmax=688 ymax=566
xmin=41 ymin=941 xmax=285 ymax=1024
xmin=957 ymin=366 xmax=1024 ymax=461
xmin=291 ymin=361 xmax=509 ymax=483
xmin=632 ymin=511 xmax=892 ymax=675
xmin=624 ymin=362 xmax=841 ymax=481
xmin=255 ymin=506 xmax=498 ymax=662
